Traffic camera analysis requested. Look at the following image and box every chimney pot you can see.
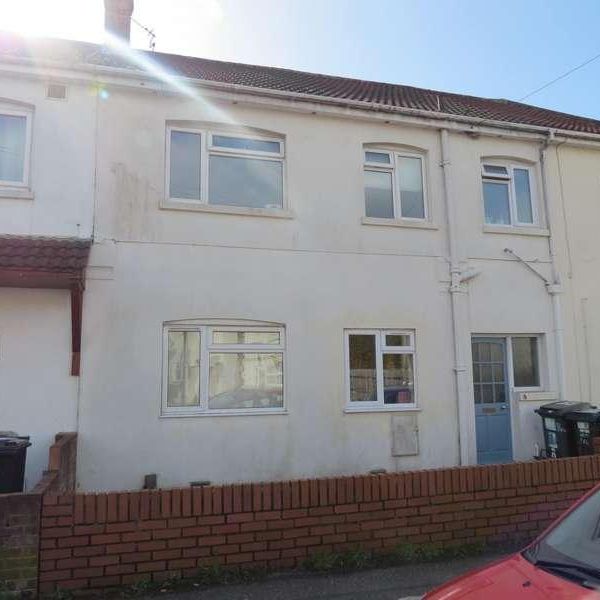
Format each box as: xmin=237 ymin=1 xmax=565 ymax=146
xmin=104 ymin=0 xmax=134 ymax=43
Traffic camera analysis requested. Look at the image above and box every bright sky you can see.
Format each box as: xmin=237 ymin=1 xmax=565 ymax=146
xmin=2 ymin=0 xmax=600 ymax=119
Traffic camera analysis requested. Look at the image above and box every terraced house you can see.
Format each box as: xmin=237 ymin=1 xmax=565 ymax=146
xmin=3 ymin=0 xmax=600 ymax=492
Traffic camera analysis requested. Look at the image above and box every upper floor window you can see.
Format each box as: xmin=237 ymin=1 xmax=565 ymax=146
xmin=481 ymin=163 xmax=536 ymax=226
xmin=364 ymin=150 xmax=426 ymax=220
xmin=163 ymin=323 xmax=285 ymax=416
xmin=167 ymin=127 xmax=285 ymax=211
xmin=0 ymin=107 xmax=32 ymax=188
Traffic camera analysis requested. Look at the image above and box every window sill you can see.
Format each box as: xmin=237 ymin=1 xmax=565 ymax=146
xmin=0 ymin=187 xmax=34 ymax=200
xmin=161 ymin=199 xmax=295 ymax=219
xmin=361 ymin=217 xmax=437 ymax=230
xmin=344 ymin=405 xmax=421 ymax=414
xmin=483 ymin=225 xmax=549 ymax=237
xmin=160 ymin=408 xmax=288 ymax=418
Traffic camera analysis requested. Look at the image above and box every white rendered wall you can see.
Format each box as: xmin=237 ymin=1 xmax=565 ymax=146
xmin=76 ymin=90 xmax=560 ymax=490
xmin=0 ymin=74 xmax=96 ymax=238
xmin=0 ymin=288 xmax=78 ymax=489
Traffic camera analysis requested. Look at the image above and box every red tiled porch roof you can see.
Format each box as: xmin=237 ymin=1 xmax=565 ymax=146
xmin=0 ymin=236 xmax=92 ymax=376
xmin=0 ymin=235 xmax=91 ymax=274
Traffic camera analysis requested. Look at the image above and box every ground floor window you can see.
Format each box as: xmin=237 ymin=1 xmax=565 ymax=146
xmin=511 ymin=336 xmax=540 ymax=388
xmin=163 ymin=324 xmax=285 ymax=416
xmin=345 ymin=329 xmax=416 ymax=411
xmin=472 ymin=335 xmax=541 ymax=402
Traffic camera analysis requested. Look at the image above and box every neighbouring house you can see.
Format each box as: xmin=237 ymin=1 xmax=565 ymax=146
xmin=2 ymin=1 xmax=600 ymax=492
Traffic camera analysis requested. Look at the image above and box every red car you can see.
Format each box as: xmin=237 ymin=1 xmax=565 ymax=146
xmin=424 ymin=483 xmax=600 ymax=599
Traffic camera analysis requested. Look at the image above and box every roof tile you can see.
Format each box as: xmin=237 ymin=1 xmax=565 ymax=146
xmin=0 ymin=235 xmax=92 ymax=273
xmin=2 ymin=32 xmax=600 ymax=135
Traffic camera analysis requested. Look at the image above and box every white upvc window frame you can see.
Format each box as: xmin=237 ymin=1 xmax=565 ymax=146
xmin=161 ymin=324 xmax=287 ymax=417
xmin=481 ymin=162 xmax=538 ymax=227
xmin=208 ymin=132 xmax=285 ymax=158
xmin=507 ymin=334 xmax=543 ymax=392
xmin=165 ymin=126 xmax=286 ymax=212
xmin=363 ymin=149 xmax=428 ymax=221
xmin=0 ymin=105 xmax=33 ymax=190
xmin=344 ymin=329 xmax=418 ymax=412
xmin=475 ymin=333 xmax=543 ymax=393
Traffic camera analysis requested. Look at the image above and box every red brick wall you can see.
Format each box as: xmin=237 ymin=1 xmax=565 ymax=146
xmin=0 ymin=493 xmax=41 ymax=594
xmin=38 ymin=455 xmax=600 ymax=593
xmin=0 ymin=432 xmax=77 ymax=595
xmin=33 ymin=432 xmax=78 ymax=494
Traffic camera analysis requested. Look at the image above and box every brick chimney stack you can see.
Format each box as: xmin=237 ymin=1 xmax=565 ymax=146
xmin=104 ymin=0 xmax=134 ymax=43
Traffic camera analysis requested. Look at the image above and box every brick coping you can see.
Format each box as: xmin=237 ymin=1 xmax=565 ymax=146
xmin=44 ymin=456 xmax=600 ymax=524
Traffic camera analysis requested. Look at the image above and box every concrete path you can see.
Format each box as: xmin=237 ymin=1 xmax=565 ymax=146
xmin=148 ymin=551 xmax=508 ymax=600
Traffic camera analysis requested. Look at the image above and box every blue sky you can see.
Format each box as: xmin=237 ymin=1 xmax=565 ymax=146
xmin=205 ymin=0 xmax=600 ymax=119
xmin=4 ymin=0 xmax=600 ymax=119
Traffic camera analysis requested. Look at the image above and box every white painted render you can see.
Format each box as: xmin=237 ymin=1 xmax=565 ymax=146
xmin=0 ymin=288 xmax=78 ymax=488
xmin=0 ymin=63 xmax=598 ymax=491
xmin=0 ymin=75 xmax=96 ymax=238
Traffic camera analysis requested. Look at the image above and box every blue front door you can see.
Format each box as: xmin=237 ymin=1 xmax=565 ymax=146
xmin=472 ymin=337 xmax=513 ymax=464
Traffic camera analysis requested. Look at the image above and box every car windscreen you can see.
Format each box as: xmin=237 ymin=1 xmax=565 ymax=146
xmin=529 ymin=487 xmax=600 ymax=571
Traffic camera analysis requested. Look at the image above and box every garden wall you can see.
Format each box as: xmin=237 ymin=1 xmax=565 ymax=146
xmin=0 ymin=433 xmax=77 ymax=595
xmin=39 ymin=455 xmax=600 ymax=593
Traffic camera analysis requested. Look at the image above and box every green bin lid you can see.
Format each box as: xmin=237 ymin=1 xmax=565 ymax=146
xmin=564 ymin=405 xmax=600 ymax=422
xmin=535 ymin=401 xmax=591 ymax=417
xmin=0 ymin=433 xmax=31 ymax=449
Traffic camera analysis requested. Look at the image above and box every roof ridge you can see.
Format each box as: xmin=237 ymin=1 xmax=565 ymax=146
xmin=0 ymin=31 xmax=523 ymax=104
xmin=2 ymin=30 xmax=600 ymax=134
xmin=148 ymin=47 xmax=600 ymax=122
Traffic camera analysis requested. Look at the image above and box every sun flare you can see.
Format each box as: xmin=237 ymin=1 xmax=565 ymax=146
xmin=0 ymin=0 xmax=226 ymax=58
xmin=0 ymin=0 xmax=104 ymax=42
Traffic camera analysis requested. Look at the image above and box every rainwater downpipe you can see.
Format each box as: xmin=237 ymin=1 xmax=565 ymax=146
xmin=539 ymin=131 xmax=567 ymax=402
xmin=440 ymin=128 xmax=474 ymax=466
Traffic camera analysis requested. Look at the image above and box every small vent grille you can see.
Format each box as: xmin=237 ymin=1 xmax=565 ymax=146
xmin=46 ymin=83 xmax=67 ymax=100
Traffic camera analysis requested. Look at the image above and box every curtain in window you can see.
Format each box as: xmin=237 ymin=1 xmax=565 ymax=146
xmin=0 ymin=114 xmax=26 ymax=183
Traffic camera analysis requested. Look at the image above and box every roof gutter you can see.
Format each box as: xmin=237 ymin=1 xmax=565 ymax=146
xmin=2 ymin=54 xmax=600 ymax=146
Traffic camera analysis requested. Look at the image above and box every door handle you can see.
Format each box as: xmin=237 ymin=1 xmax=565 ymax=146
xmin=501 ymin=404 xmax=507 ymax=410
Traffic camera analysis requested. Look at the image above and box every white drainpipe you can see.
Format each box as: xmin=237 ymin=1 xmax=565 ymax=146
xmin=551 ymin=290 xmax=566 ymax=401
xmin=440 ymin=128 xmax=564 ymax=465
xmin=539 ymin=133 xmax=566 ymax=402
xmin=503 ymin=134 xmax=566 ymax=403
xmin=440 ymin=129 xmax=476 ymax=465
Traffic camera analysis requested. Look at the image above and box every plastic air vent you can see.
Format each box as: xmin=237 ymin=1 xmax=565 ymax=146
xmin=46 ymin=83 xmax=67 ymax=100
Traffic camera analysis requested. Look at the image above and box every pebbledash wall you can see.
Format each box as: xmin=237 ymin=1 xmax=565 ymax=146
xmin=38 ymin=455 xmax=600 ymax=594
